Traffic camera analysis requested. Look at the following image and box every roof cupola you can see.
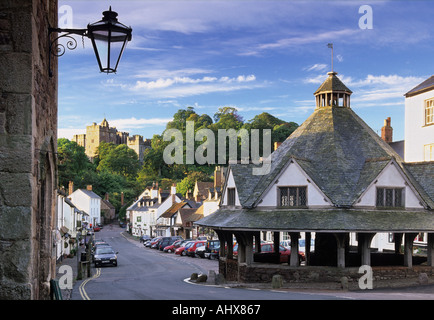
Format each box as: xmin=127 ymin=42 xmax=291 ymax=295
xmin=314 ymin=71 xmax=352 ymax=108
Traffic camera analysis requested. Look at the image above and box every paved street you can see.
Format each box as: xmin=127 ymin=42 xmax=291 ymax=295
xmin=67 ymin=224 xmax=434 ymax=302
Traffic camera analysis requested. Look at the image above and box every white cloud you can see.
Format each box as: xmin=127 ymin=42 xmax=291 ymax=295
xmin=110 ymin=117 xmax=172 ymax=130
xmin=58 ymin=128 xmax=86 ymax=140
xmin=304 ymin=73 xmax=426 ymax=106
xmin=305 ymin=64 xmax=328 ymax=72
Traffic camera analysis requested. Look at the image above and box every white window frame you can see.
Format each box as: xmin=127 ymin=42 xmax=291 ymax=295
xmin=425 ymin=98 xmax=434 ymax=126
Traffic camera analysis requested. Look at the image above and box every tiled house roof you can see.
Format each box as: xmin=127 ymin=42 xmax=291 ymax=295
xmin=233 ymin=105 xmax=406 ymax=208
xmin=404 ymin=75 xmax=434 ymax=97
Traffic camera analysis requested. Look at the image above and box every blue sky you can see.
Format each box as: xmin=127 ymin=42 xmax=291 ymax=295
xmin=57 ymin=0 xmax=434 ymax=142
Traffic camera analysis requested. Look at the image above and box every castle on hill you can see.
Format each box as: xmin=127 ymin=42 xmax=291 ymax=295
xmin=72 ymin=118 xmax=151 ymax=163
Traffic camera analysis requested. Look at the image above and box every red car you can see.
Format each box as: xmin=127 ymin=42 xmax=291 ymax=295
xmin=175 ymin=241 xmax=195 ymax=256
xmin=185 ymin=240 xmax=206 ymax=257
xmin=233 ymin=243 xmax=305 ymax=263
xmin=93 ymin=226 xmax=101 ymax=232
xmin=163 ymin=239 xmax=183 ymax=253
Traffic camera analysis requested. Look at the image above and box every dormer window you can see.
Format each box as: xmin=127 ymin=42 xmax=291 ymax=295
xmin=376 ymin=187 xmax=404 ymax=208
xmin=279 ymin=186 xmax=307 ymax=207
xmin=227 ymin=188 xmax=236 ymax=206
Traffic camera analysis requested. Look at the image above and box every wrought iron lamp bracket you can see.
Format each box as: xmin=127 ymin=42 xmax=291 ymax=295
xmin=48 ymin=27 xmax=88 ymax=77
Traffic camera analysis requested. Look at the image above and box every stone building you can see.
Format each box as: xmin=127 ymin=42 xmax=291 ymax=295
xmin=72 ymin=118 xmax=150 ymax=162
xmin=0 ymin=0 xmax=58 ymax=299
xmin=196 ymin=71 xmax=434 ymax=284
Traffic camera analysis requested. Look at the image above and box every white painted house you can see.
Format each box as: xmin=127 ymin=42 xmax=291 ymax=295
xmin=56 ymin=190 xmax=84 ymax=260
xmin=404 ymin=75 xmax=434 ymax=162
xmin=69 ymin=187 xmax=101 ymax=227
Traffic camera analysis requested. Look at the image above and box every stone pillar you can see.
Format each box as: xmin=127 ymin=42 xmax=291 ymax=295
xmin=289 ymin=232 xmax=300 ymax=267
xmin=245 ymin=233 xmax=254 ymax=266
xmin=427 ymin=233 xmax=434 ymax=267
xmin=404 ymin=233 xmax=417 ymax=268
xmin=334 ymin=233 xmax=347 ymax=268
xmin=358 ymin=233 xmax=375 ymax=266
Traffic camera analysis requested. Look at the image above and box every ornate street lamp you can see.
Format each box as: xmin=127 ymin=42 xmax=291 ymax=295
xmin=49 ymin=7 xmax=132 ymax=77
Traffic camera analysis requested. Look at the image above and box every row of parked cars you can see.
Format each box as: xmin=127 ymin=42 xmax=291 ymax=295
xmin=141 ymin=235 xmax=220 ymax=260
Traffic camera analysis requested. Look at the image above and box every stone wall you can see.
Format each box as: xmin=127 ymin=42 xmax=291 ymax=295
xmin=220 ymin=259 xmax=434 ymax=289
xmin=0 ymin=0 xmax=58 ymax=299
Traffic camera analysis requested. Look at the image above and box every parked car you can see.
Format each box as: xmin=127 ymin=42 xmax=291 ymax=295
xmin=233 ymin=243 xmax=305 ymax=263
xmin=175 ymin=241 xmax=195 ymax=256
xmin=298 ymin=239 xmax=315 ymax=253
xmin=158 ymin=236 xmax=183 ymax=251
xmin=195 ymin=245 xmax=206 ymax=258
xmin=186 ymin=240 xmax=206 ymax=257
xmin=145 ymin=237 xmax=162 ymax=248
xmin=205 ymin=240 xmax=220 ymax=260
xmin=139 ymin=235 xmax=152 ymax=243
xmin=280 ymin=240 xmax=291 ymax=250
xmin=93 ymin=226 xmax=101 ymax=232
xmin=151 ymin=238 xmax=162 ymax=249
xmin=163 ymin=239 xmax=183 ymax=253
xmin=94 ymin=246 xmax=118 ymax=267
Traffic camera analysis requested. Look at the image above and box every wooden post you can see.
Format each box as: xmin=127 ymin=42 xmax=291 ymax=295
xmin=289 ymin=232 xmax=300 ymax=267
xmin=305 ymin=232 xmax=311 ymax=266
xmin=273 ymin=232 xmax=280 ymax=264
xmin=427 ymin=233 xmax=434 ymax=266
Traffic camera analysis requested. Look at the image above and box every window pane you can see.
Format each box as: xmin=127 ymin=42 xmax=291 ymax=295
xmin=299 ymin=187 xmax=307 ymax=206
xmin=228 ymin=188 xmax=235 ymax=205
xmin=385 ymin=189 xmax=394 ymax=206
xmin=376 ymin=188 xmax=384 ymax=206
xmin=394 ymin=189 xmax=403 ymax=207
xmin=288 ymin=187 xmax=297 ymax=206
xmin=280 ymin=188 xmax=288 ymax=206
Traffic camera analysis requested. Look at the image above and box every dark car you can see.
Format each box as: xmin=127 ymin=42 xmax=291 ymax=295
xmin=94 ymin=246 xmax=118 ymax=267
xmin=205 ymin=240 xmax=220 ymax=260
xmin=158 ymin=236 xmax=183 ymax=251
xmin=139 ymin=235 xmax=152 ymax=243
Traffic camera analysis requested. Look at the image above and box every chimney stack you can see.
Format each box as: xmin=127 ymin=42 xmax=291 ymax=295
xmin=381 ymin=117 xmax=393 ymax=143
xmin=68 ymin=181 xmax=74 ymax=195
xmin=274 ymin=141 xmax=282 ymax=151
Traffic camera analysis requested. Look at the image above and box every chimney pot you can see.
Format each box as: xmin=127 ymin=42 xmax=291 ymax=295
xmin=381 ymin=117 xmax=393 ymax=143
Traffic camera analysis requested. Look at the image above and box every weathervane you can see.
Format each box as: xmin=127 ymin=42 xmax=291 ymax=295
xmin=327 ymin=43 xmax=333 ymax=72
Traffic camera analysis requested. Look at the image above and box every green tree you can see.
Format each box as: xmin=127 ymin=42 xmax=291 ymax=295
xmin=97 ymin=144 xmax=141 ymax=178
xmin=57 ymin=138 xmax=95 ymax=188
xmin=176 ymin=171 xmax=212 ymax=197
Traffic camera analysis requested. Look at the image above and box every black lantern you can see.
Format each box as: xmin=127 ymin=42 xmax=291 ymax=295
xmin=87 ymin=7 xmax=132 ymax=74
xmin=49 ymin=7 xmax=132 ymax=76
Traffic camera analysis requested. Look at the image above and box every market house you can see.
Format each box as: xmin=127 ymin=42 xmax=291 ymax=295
xmin=196 ymin=71 xmax=434 ymax=285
